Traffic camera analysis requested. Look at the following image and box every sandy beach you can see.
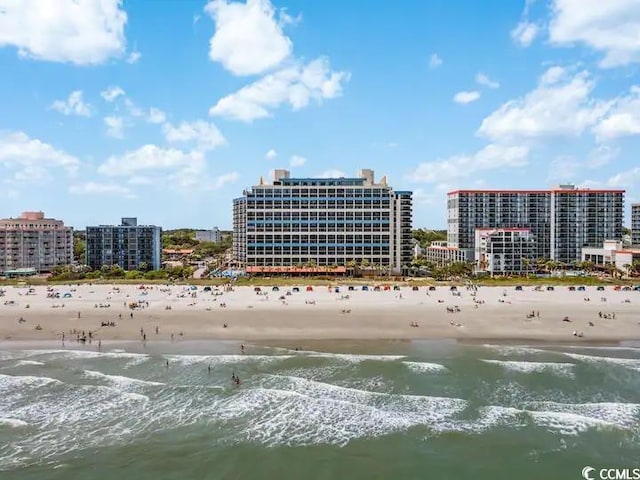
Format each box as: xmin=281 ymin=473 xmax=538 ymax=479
xmin=0 ymin=283 xmax=639 ymax=343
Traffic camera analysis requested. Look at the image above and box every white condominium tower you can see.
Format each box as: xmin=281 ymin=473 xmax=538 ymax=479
xmin=233 ymin=169 xmax=413 ymax=274
xmin=447 ymin=185 xmax=625 ymax=265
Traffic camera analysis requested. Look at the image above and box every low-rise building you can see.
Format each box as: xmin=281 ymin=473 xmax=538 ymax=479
xmin=582 ymin=240 xmax=640 ymax=275
xmin=474 ymin=228 xmax=536 ymax=275
xmin=0 ymin=211 xmax=73 ymax=273
xmin=424 ymin=241 xmax=469 ymax=266
xmin=195 ymin=227 xmax=222 ymax=243
xmin=86 ymin=217 xmax=162 ymax=271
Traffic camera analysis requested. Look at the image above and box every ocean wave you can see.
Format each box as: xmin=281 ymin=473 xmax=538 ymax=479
xmin=482 ymin=345 xmax=550 ymax=356
xmin=0 ymin=418 xmax=29 ymax=428
xmin=306 ymin=352 xmax=406 ymax=363
xmin=83 ymin=370 xmax=165 ymax=388
xmin=560 ymin=352 xmax=640 ymax=372
xmin=481 ymin=359 xmax=575 ymax=376
xmin=163 ymin=354 xmax=294 ymax=366
xmin=403 ymin=361 xmax=448 ymax=373
xmin=15 ymin=360 xmax=45 ymax=367
xmin=0 ymin=373 xmax=62 ymax=389
xmin=219 ymin=379 xmax=467 ymax=447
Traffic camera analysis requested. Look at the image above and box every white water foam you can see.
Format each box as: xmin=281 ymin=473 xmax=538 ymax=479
xmin=163 ymin=354 xmax=294 ymax=366
xmin=306 ymin=352 xmax=406 ymax=363
xmin=482 ymin=345 xmax=550 ymax=356
xmin=15 ymin=360 xmax=45 ymax=367
xmin=472 ymin=402 xmax=640 ymax=436
xmin=83 ymin=370 xmax=165 ymax=388
xmin=0 ymin=373 xmax=62 ymax=389
xmin=560 ymin=352 xmax=640 ymax=372
xmin=403 ymin=361 xmax=448 ymax=373
xmin=481 ymin=359 xmax=575 ymax=377
xmin=0 ymin=418 xmax=29 ymax=428
xmin=218 ymin=376 xmax=467 ymax=446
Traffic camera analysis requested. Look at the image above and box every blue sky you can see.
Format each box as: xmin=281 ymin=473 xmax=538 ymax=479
xmin=1 ymin=0 xmax=639 ymax=229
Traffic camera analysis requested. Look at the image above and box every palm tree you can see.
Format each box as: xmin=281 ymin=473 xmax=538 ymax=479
xmin=623 ymin=263 xmax=632 ymax=279
xmin=521 ymin=257 xmax=531 ymax=276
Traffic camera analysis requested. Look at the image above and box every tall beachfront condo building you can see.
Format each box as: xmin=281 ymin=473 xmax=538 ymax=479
xmin=447 ymin=185 xmax=625 ymax=265
xmin=233 ymin=169 xmax=413 ymax=274
xmin=85 ymin=217 xmax=162 ymax=271
xmin=632 ymin=204 xmax=640 ymax=247
xmin=0 ymin=211 xmax=73 ymax=273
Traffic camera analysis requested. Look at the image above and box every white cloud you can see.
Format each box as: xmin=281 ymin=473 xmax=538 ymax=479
xmin=478 ymin=67 xmax=609 ymax=142
xmin=124 ymin=98 xmax=144 ymax=117
xmin=126 ymin=50 xmax=141 ymax=64
xmin=581 ymin=167 xmax=640 ymax=189
xmin=548 ymin=0 xmax=640 ymax=68
xmin=162 ymin=120 xmax=226 ymax=151
xmin=147 ymin=107 xmax=167 ymax=124
xmin=0 ymin=0 xmax=127 ymax=65
xmin=475 ymin=73 xmax=500 ymax=89
xmin=289 ymin=154 xmax=306 ymax=167
xmin=317 ymin=169 xmax=346 ymax=178
xmin=428 ymin=53 xmax=443 ymax=69
xmin=453 ymin=90 xmax=481 ymax=104
xmin=127 ymin=176 xmax=152 ymax=185
xmin=204 ymin=0 xmax=293 ymax=76
xmin=511 ymin=21 xmax=539 ymax=47
xmin=265 ymin=148 xmax=277 ymax=159
xmin=212 ymin=171 xmax=239 ymax=189
xmin=408 ymin=144 xmax=529 ymax=183
xmin=104 ymin=116 xmax=124 ymax=139
xmin=586 ymin=144 xmax=619 ymax=168
xmin=209 ymin=57 xmax=349 ymax=122
xmin=98 ymin=145 xmax=204 ymax=177
xmin=50 ymin=90 xmax=91 ymax=117
xmin=100 ymin=85 xmax=125 ymax=102
xmin=0 ymin=131 xmax=80 ymax=182
xmin=69 ymin=181 xmax=133 ymax=196
xmin=547 ymin=155 xmax=580 ymax=182
xmin=593 ymin=86 xmax=640 ymax=140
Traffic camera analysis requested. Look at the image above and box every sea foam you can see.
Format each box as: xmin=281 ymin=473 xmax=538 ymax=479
xmin=481 ymin=359 xmax=575 ymax=377
xmin=403 ymin=361 xmax=448 ymax=373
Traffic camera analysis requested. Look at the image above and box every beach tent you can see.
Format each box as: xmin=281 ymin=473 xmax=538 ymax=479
xmin=546 ymin=286 xmax=554 ymax=291
xmin=596 ymin=286 xmax=605 ymax=291
xmin=450 ymin=286 xmax=457 ymax=291
xmin=383 ymin=285 xmax=391 ymax=291
xmin=293 ymin=287 xmax=300 ymax=292
xmin=203 ymin=286 xmax=212 ymax=292
xmin=348 ymin=286 xmax=355 ymax=291
xmin=374 ymin=286 xmax=381 ymax=291
xmin=334 ymin=287 xmax=340 ymax=293
xmin=568 ymin=286 xmax=576 ymax=291
xmin=428 ymin=286 xmax=436 ymax=291
xmin=515 ymin=286 xmax=523 ymax=291
xmin=412 ymin=286 xmax=419 ymax=291
xmin=577 ymin=286 xmax=586 ymax=291
xmin=306 ymin=286 xmax=313 ymax=292
xmin=362 ymin=286 xmax=369 ymax=291
xmin=254 ymin=287 xmax=261 ymax=292
xmin=272 ymin=286 xmax=279 ymax=291
xmin=63 ymin=293 xmax=72 ymax=298
xmin=393 ymin=285 xmax=401 ymax=291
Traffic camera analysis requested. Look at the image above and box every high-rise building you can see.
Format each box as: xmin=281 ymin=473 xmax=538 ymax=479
xmin=85 ymin=217 xmax=162 ymax=271
xmin=632 ymin=203 xmax=640 ymax=247
xmin=474 ymin=228 xmax=537 ymax=275
xmin=233 ymin=169 xmax=413 ymax=274
xmin=0 ymin=211 xmax=73 ymax=272
xmin=447 ymin=185 xmax=624 ymax=265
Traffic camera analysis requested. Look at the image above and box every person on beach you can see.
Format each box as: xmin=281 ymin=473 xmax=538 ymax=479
xmin=241 ymin=344 xmax=245 ymax=354
xmin=98 ymin=340 xmax=101 ymax=350
xmin=208 ymin=364 xmax=211 ymax=375
xmin=166 ymin=360 xmax=169 ymax=368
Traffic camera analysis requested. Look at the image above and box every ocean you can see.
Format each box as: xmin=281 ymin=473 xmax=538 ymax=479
xmin=1 ymin=340 xmax=639 ymax=479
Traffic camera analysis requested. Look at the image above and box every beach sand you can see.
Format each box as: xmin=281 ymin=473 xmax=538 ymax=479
xmin=0 ymin=283 xmax=639 ymax=343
